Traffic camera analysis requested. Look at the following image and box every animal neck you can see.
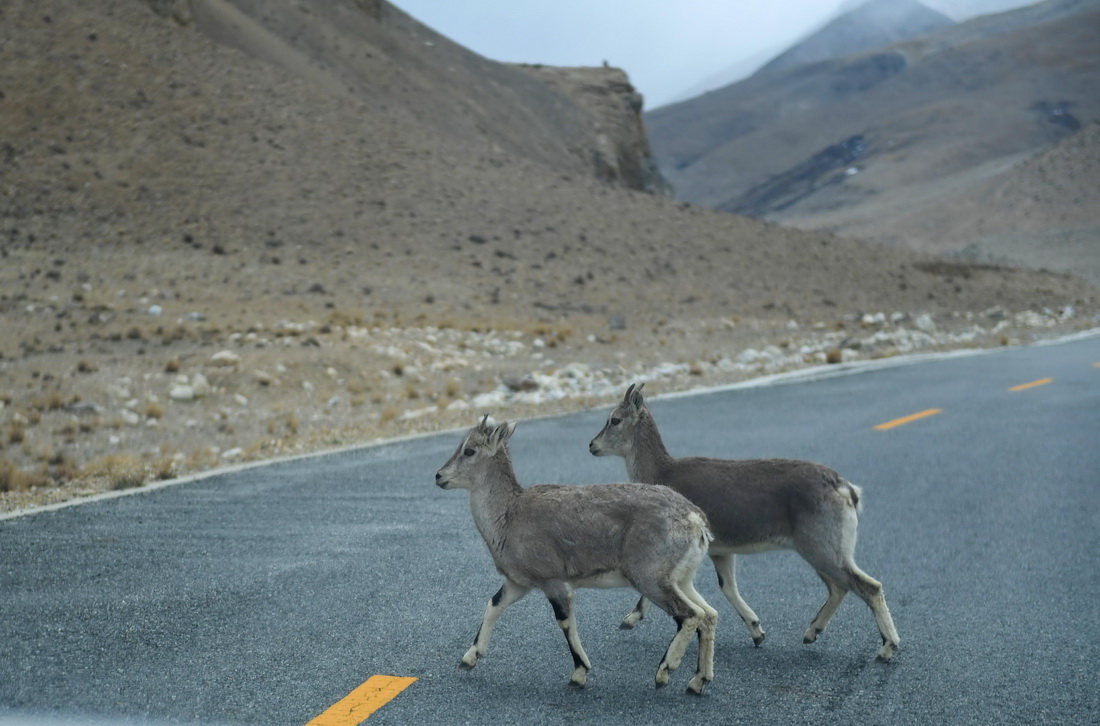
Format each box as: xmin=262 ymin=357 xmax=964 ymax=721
xmin=626 ymin=410 xmax=673 ymax=485
xmin=469 ymin=452 xmax=522 ymax=553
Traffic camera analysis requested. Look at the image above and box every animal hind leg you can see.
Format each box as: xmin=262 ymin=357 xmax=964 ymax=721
xmin=641 ymin=582 xmax=702 ymax=691
xmin=803 ymin=573 xmax=848 ymax=644
xmin=712 ymin=553 xmax=765 ymax=646
xmin=681 ymin=580 xmax=718 ymax=695
xmin=844 ymin=564 xmax=899 ymax=661
xmin=544 ymin=582 xmax=594 ymax=687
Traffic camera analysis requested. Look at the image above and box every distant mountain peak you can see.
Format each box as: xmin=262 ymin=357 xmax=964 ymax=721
xmin=754 ymin=0 xmax=955 ymax=77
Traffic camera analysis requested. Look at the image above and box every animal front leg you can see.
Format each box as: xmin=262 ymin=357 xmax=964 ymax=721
xmin=620 ymin=595 xmax=650 ymax=630
xmin=712 ymin=554 xmax=765 ymax=646
xmin=461 ymin=578 xmax=530 ymax=669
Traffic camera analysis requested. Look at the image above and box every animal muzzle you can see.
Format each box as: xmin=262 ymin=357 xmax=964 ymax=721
xmin=588 ymin=440 xmax=602 ymax=456
xmin=435 ymin=471 xmax=450 ymax=489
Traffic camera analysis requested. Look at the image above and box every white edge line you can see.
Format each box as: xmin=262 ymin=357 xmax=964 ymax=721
xmin=3 ymin=327 xmax=1098 ymax=521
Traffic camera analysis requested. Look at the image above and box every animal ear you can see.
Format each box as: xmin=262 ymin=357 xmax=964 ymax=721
xmin=629 ymin=382 xmax=645 ymax=411
xmin=489 ymin=420 xmax=517 ymax=450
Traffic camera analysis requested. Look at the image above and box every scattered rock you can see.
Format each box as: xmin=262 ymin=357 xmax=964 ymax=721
xmin=503 ymin=374 xmax=539 ymax=392
xmin=169 ymin=385 xmax=195 ymax=401
xmin=191 ymin=373 xmax=210 ymax=397
xmin=210 ymin=350 xmax=241 ymax=367
xmin=915 ymin=313 xmax=936 ymax=332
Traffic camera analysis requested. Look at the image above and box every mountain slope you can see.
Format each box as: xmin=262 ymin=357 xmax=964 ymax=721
xmin=645 ymin=0 xmax=1100 ymax=272
xmin=883 ymin=121 xmax=1100 ymax=284
xmin=171 ymin=0 xmax=665 ymax=193
xmin=755 ymin=0 xmax=955 ymax=77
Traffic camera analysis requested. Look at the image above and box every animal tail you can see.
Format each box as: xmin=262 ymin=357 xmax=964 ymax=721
xmin=840 ymin=479 xmax=863 ymax=514
xmin=687 ymin=510 xmax=714 ymax=549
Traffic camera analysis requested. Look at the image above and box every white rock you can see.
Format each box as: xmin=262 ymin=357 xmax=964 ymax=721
xmin=210 ymin=350 xmax=241 ymax=367
xmin=169 ymin=385 xmax=195 ymax=401
xmin=191 ymin=373 xmax=210 ymax=397
xmin=558 ymin=362 xmax=590 ymax=379
xmin=121 ymin=409 xmax=141 ymax=425
xmin=233 ymin=393 xmax=249 ymax=406
xmin=222 ymin=447 xmax=244 ymax=460
xmin=915 ymin=313 xmax=936 ymax=332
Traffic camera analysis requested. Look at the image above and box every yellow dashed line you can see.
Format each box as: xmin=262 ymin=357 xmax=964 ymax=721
xmin=1009 ymin=378 xmax=1053 ymax=392
xmin=873 ymin=408 xmax=943 ymax=431
xmin=307 ymin=675 xmax=417 ymax=726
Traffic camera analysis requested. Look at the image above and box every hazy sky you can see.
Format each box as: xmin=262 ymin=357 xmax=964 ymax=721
xmin=388 ymin=0 xmax=1034 ymax=110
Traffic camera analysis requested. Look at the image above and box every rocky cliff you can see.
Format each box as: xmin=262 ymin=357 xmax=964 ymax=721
xmin=143 ymin=0 xmax=669 ymax=194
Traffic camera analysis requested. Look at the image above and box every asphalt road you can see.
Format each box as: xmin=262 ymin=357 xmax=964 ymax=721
xmin=2 ymin=334 xmax=1098 ymax=725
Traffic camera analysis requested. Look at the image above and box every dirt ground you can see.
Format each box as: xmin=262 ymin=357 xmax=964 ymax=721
xmin=2 ymin=0 xmax=1098 ymax=514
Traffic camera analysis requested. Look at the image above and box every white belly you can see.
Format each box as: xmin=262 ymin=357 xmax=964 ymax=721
xmin=572 ymin=570 xmax=632 ymax=589
xmin=710 ymin=537 xmax=792 ymax=556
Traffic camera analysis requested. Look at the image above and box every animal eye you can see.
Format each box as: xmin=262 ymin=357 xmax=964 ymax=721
xmin=610 ymin=417 xmax=621 ymax=426
xmin=463 ymin=448 xmax=475 ymax=457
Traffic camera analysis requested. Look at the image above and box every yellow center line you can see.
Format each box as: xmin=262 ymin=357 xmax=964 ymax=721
xmin=307 ymin=675 xmax=417 ymax=726
xmin=1009 ymin=378 xmax=1053 ymax=392
xmin=873 ymin=408 xmax=943 ymax=431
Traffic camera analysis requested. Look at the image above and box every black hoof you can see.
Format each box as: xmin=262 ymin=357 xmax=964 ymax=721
xmin=619 ymin=622 xmax=636 ymax=631
xmin=457 ymin=660 xmax=476 ymax=670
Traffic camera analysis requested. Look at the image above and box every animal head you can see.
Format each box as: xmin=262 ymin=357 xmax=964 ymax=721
xmin=589 ymin=382 xmax=647 ymax=457
xmin=436 ymin=415 xmax=517 ymax=490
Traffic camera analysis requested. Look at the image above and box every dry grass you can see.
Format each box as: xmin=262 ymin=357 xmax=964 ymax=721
xmin=81 ymin=454 xmax=149 ymax=491
xmin=0 ymin=459 xmax=51 ymax=493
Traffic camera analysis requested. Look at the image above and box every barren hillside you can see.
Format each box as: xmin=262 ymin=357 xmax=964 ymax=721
xmin=1 ymin=0 xmax=1096 ymax=512
xmin=646 ymin=0 xmax=1100 ymax=280
xmin=877 ymin=120 xmax=1100 ymax=283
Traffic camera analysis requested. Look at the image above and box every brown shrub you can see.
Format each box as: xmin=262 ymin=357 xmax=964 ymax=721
xmin=82 ymin=454 xmax=147 ymax=491
xmin=0 ymin=459 xmax=51 ymax=492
